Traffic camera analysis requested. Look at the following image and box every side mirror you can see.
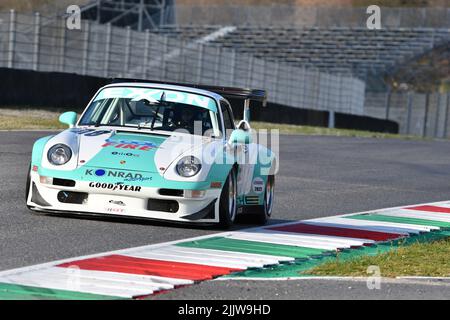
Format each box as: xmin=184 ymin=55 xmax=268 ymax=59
xmin=228 ymin=129 xmax=252 ymax=145
xmin=59 ymin=111 xmax=77 ymax=128
xmin=237 ymin=120 xmax=251 ymax=131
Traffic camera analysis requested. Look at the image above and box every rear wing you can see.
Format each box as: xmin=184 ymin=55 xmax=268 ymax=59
xmin=110 ymin=78 xmax=267 ymax=106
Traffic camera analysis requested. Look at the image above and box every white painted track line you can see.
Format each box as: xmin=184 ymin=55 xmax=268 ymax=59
xmin=0 ymin=269 xmax=156 ymax=298
xmin=126 ymin=250 xmax=264 ymax=269
xmin=308 ymin=217 xmax=439 ymax=233
xmin=228 ymin=230 xmax=372 ymax=250
xmin=383 ymin=209 xmax=450 ymax=223
xmin=299 ymin=220 xmax=413 ymax=235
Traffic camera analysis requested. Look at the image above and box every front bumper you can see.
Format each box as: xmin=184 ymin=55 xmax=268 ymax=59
xmin=27 ymin=172 xmax=221 ymax=223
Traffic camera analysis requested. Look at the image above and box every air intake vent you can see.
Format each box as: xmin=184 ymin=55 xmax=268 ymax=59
xmin=116 ymin=130 xmax=169 ymax=138
xmin=57 ymin=191 xmax=88 ymax=204
xmin=245 ymin=196 xmax=260 ymax=205
xmin=53 ymin=178 xmax=76 ymax=187
xmin=158 ymin=189 xmax=184 ymax=197
xmin=147 ymin=199 xmax=179 ymax=213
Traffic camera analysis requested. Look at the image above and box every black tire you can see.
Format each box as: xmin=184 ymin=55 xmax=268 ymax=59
xmin=25 ymin=164 xmax=33 ymax=210
xmin=218 ymin=168 xmax=238 ymax=229
xmin=249 ymin=175 xmax=275 ymax=225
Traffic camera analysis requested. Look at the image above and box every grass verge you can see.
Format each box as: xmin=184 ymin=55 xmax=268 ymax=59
xmin=224 ymin=230 xmax=450 ymax=279
xmin=0 ymin=115 xmax=64 ymax=130
xmin=307 ymin=237 xmax=450 ymax=278
xmin=0 ymin=107 xmax=431 ymax=140
xmin=251 ymin=121 xmax=422 ymax=140
xmin=0 ymin=108 xmax=65 ymax=130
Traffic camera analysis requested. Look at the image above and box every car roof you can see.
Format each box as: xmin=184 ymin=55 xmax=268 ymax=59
xmin=103 ymin=82 xmax=225 ymax=102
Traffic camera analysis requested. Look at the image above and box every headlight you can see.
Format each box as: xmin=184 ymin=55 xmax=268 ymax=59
xmin=47 ymin=144 xmax=72 ymax=165
xmin=176 ymin=156 xmax=202 ymax=177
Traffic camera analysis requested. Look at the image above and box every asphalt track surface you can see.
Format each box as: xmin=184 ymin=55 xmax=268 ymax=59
xmin=1 ymin=131 xmax=450 ymax=299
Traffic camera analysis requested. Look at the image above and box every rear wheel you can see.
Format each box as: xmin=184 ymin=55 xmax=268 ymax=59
xmin=218 ymin=168 xmax=237 ymax=229
xmin=249 ymin=175 xmax=275 ymax=225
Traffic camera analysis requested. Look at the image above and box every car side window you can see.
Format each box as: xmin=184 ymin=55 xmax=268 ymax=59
xmin=220 ymin=101 xmax=235 ymax=137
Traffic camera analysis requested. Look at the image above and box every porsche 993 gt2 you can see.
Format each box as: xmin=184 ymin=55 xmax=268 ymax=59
xmin=26 ymin=80 xmax=277 ymax=228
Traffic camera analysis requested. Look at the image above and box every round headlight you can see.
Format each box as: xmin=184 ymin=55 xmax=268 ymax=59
xmin=176 ymin=156 xmax=202 ymax=177
xmin=47 ymin=144 xmax=72 ymax=166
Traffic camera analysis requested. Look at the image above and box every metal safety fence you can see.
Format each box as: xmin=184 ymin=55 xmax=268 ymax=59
xmin=0 ymin=11 xmax=365 ymax=115
xmin=365 ymin=91 xmax=450 ymax=138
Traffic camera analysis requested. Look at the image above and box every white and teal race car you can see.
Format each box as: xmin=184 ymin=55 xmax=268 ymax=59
xmin=26 ymin=80 xmax=277 ymax=228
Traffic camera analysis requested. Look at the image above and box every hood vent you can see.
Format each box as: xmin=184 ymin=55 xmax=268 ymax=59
xmin=115 ymin=130 xmax=170 ymax=138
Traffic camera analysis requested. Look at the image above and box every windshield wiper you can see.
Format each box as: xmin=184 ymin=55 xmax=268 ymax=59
xmin=150 ymin=106 xmax=161 ymax=131
xmin=150 ymin=92 xmax=165 ymax=131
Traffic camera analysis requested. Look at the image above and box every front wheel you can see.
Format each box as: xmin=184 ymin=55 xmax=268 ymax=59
xmin=218 ymin=168 xmax=237 ymax=229
xmin=25 ymin=164 xmax=33 ymax=211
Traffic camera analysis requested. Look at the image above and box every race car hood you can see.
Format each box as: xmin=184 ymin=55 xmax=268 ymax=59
xmin=78 ymin=130 xmax=167 ymax=173
xmin=43 ymin=127 xmax=215 ymax=175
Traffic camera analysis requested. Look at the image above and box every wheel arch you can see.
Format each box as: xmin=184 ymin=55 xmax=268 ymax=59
xmin=31 ymin=135 xmax=54 ymax=167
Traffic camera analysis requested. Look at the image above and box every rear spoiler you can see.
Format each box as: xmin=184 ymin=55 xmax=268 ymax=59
xmin=110 ymin=78 xmax=268 ymax=107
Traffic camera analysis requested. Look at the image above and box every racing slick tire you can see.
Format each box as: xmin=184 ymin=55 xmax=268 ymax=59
xmin=218 ymin=168 xmax=238 ymax=229
xmin=249 ymin=175 xmax=275 ymax=225
xmin=25 ymin=164 xmax=33 ymax=211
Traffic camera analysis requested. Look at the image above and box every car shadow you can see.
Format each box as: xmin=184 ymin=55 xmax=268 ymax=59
xmin=44 ymin=211 xmax=294 ymax=232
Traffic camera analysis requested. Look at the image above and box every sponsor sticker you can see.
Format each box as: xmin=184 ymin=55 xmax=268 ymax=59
xmin=105 ymin=200 xmax=126 ymax=214
xmin=252 ymin=177 xmax=265 ymax=194
xmin=89 ymin=182 xmax=142 ymax=192
xmin=108 ymin=200 xmax=126 ymax=206
xmin=111 ymin=151 xmax=140 ymax=157
xmin=94 ymin=87 xmax=217 ymax=110
xmin=85 ymin=169 xmax=144 ymax=180
xmin=102 ymin=139 xmax=158 ymax=151
xmin=105 ymin=207 xmax=126 ymax=214
xmin=123 ymin=177 xmax=152 ymax=182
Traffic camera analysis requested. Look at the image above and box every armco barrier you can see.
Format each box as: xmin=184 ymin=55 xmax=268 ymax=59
xmin=0 ymin=68 xmax=107 ymax=108
xmin=335 ymin=112 xmax=399 ymax=134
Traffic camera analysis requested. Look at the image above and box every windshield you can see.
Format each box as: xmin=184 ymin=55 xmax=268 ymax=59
xmin=79 ymin=86 xmax=219 ymax=136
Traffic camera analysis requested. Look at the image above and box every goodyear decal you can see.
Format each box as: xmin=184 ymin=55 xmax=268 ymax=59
xmin=88 ymin=182 xmax=141 ymax=192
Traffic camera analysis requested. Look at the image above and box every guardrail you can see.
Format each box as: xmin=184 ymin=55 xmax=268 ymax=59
xmin=0 ymin=10 xmax=366 ymax=116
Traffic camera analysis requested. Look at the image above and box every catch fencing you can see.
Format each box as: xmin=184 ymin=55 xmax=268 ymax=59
xmin=0 ymin=11 xmax=365 ymax=115
xmin=365 ymin=91 xmax=450 ymax=138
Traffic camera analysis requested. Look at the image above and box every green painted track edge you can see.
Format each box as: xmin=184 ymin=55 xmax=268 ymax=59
xmin=0 ymin=282 xmax=125 ymax=300
xmin=223 ymin=230 xmax=450 ymax=278
xmin=176 ymin=236 xmax=328 ymax=258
